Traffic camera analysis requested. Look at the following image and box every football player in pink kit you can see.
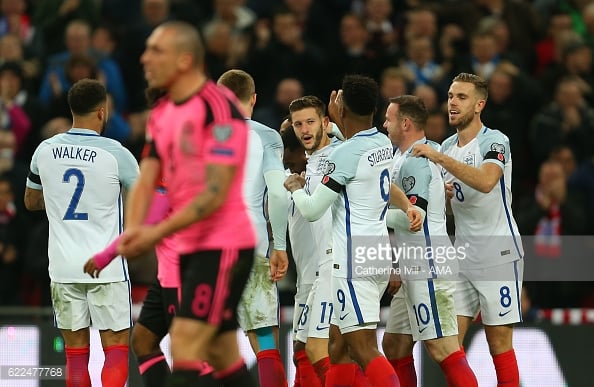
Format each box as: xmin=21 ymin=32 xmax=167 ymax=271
xmin=118 ymin=22 xmax=270 ymax=387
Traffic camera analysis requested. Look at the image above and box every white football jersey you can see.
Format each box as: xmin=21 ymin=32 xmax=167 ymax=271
xmin=288 ymin=190 xmax=318 ymax=286
xmin=322 ymin=128 xmax=393 ymax=279
xmin=26 ymin=128 xmax=138 ymax=283
xmin=304 ymin=137 xmax=341 ymax=269
xmin=393 ymin=138 xmax=454 ymax=279
xmin=441 ymin=126 xmax=523 ymax=268
xmin=243 ymin=119 xmax=285 ymax=258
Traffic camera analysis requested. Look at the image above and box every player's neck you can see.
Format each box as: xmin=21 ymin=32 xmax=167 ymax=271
xmin=307 ymin=135 xmax=330 ymax=155
xmin=71 ymin=120 xmax=101 ymax=134
xmin=398 ymin=133 xmax=425 ymax=153
xmin=456 ymin=119 xmax=483 ymax=146
xmin=169 ymin=70 xmax=208 ymax=104
xmin=344 ymin=116 xmax=373 ymax=139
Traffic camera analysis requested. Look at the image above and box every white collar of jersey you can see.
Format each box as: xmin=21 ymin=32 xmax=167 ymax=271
xmin=67 ymin=128 xmax=100 ymax=136
xmin=405 ymin=137 xmax=428 ymax=155
xmin=352 ymin=127 xmax=378 ymax=138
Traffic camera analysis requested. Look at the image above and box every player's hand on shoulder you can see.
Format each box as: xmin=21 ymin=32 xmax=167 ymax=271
xmin=284 ymin=173 xmax=305 ymax=192
xmin=411 ymin=143 xmax=438 ymax=161
xmin=270 ymin=249 xmax=288 ymax=282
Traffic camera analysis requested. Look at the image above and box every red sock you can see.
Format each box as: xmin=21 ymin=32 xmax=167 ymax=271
xmin=102 ymin=344 xmax=129 ymax=387
xmin=65 ymin=346 xmax=91 ymax=387
xmin=294 ymin=359 xmax=301 ymax=387
xmin=493 ymin=349 xmax=520 ymax=387
xmin=389 ymin=355 xmax=417 ymax=387
xmin=294 ymin=350 xmax=320 ymax=387
xmin=325 ymin=363 xmax=356 ymax=386
xmin=364 ymin=356 xmax=400 ymax=387
xmin=312 ymin=356 xmax=330 ymax=385
xmin=440 ymin=349 xmax=478 ymax=387
xmin=256 ymin=349 xmax=288 ymax=387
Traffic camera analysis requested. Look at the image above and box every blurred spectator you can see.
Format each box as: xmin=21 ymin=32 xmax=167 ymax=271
xmin=284 ymin=0 xmax=340 ymax=50
xmin=403 ymin=7 xmax=438 ymax=42
xmin=549 ymin=144 xmax=577 ymax=178
xmin=0 ymin=34 xmax=41 ymax=91
xmin=482 ymin=63 xmax=543 ymax=192
xmin=32 ymin=0 xmax=99 ymax=57
xmin=244 ymin=7 xmax=326 ymax=104
xmin=364 ymin=0 xmax=400 ymax=58
xmin=102 ymin=94 xmax=131 ymax=144
xmin=329 ymin=12 xmax=383 ymax=89
xmin=0 ymin=0 xmax=38 ymax=55
xmin=424 ymin=109 xmax=450 ymax=144
xmin=209 ymin=0 xmax=256 ymax=35
xmin=91 ymin=24 xmax=117 ymax=58
xmin=0 ymin=174 xmax=27 ymax=305
xmin=517 ymin=159 xmax=589 ymax=308
xmin=476 ymin=16 xmax=526 ymax=70
xmin=530 ymin=76 xmax=594 ymax=165
xmin=0 ymin=66 xmax=30 ymax=158
xmin=38 ymin=19 xmax=127 ymax=112
xmin=540 ymin=34 xmax=594 ymax=104
xmin=401 ymin=35 xmax=448 ymax=93
xmin=453 ymin=30 xmax=502 ymax=80
xmin=118 ymin=0 xmax=171 ymax=112
xmin=0 ymin=61 xmax=45 ymax=162
xmin=413 ymin=84 xmax=439 ymax=111
xmin=584 ymin=2 xmax=594 ymax=47
xmin=517 ymin=160 xmax=587 ymax=239
xmin=44 ymin=54 xmax=97 ymax=119
xmin=253 ymin=77 xmax=303 ymax=129
xmin=374 ymin=66 xmax=410 ymax=129
xmin=202 ymin=20 xmax=249 ymax=81
xmin=535 ymin=8 xmax=575 ymax=76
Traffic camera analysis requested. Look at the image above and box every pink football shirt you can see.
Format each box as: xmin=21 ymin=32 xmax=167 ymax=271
xmin=147 ymin=81 xmax=255 ymax=254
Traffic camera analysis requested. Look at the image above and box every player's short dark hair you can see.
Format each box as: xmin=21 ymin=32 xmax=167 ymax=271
xmin=288 ymin=95 xmax=326 ymax=118
xmin=389 ymin=95 xmax=428 ymax=130
xmin=67 ymin=79 xmax=107 ymax=115
xmin=281 ymin=121 xmax=302 ymax=152
xmin=342 ymin=74 xmax=379 ymax=117
xmin=452 ymin=73 xmax=488 ymax=100
xmin=159 ymin=21 xmax=205 ymax=66
xmin=217 ymin=69 xmax=255 ymax=103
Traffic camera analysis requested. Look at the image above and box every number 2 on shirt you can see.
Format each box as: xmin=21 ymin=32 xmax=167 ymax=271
xmin=62 ymin=168 xmax=88 ymax=220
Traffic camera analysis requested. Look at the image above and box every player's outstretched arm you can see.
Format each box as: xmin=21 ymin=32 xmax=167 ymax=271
xmin=285 ymin=174 xmax=338 ymax=222
xmin=24 ymin=187 xmax=45 ymax=211
xmin=411 ymin=143 xmax=503 ymax=193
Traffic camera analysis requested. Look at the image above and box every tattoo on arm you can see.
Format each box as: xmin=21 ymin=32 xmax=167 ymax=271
xmin=25 ymin=189 xmax=45 ymax=210
xmin=191 ymin=164 xmax=232 ymax=218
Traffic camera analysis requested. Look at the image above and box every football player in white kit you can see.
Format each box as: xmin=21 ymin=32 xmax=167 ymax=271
xmin=412 ymin=73 xmax=524 ymax=386
xmin=24 ymin=79 xmax=138 ymax=387
xmin=285 ymin=75 xmax=421 ymax=387
xmin=217 ymin=70 xmax=289 ymax=387
xmin=382 ymin=95 xmax=478 ymax=387
xmin=287 ymin=95 xmax=342 ymax=385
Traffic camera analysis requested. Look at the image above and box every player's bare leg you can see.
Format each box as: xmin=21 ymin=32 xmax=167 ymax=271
xmin=305 ymin=337 xmax=329 ymax=385
xmin=382 ymin=333 xmax=417 ymax=386
xmin=294 ymin=340 xmax=320 ymax=387
xmin=485 ymin=324 xmax=519 ymax=387
xmin=132 ymin=323 xmax=170 ymax=387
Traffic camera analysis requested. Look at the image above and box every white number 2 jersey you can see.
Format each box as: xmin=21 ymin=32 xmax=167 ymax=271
xmin=27 ymin=128 xmax=139 ymax=283
xmin=322 ymin=128 xmax=393 ymax=279
xmin=440 ymin=127 xmax=523 ymax=269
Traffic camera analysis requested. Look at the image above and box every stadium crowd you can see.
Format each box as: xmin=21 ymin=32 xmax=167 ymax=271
xmin=1 ymin=0 xmax=594 ymax=312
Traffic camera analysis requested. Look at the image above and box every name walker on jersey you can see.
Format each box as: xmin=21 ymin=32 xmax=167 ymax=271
xmin=52 ymin=146 xmax=97 ymax=163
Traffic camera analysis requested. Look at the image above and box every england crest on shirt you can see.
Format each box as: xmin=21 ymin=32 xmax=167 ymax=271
xmin=463 ymin=153 xmax=475 ymax=166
